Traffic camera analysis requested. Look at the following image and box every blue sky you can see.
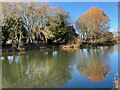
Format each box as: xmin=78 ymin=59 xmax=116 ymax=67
xmin=49 ymin=2 xmax=118 ymax=32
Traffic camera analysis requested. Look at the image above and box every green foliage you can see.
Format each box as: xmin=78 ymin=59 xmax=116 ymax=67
xmin=47 ymin=24 xmax=75 ymax=44
xmin=46 ymin=9 xmax=75 ymax=44
xmin=2 ymin=17 xmax=27 ymax=47
xmin=2 ymin=2 xmax=76 ymax=48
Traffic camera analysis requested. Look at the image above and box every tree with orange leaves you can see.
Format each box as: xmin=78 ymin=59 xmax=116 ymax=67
xmin=76 ymin=7 xmax=110 ymax=42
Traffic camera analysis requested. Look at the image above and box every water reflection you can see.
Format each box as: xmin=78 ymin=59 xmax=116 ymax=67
xmin=2 ymin=45 xmax=117 ymax=88
xmin=2 ymin=51 xmax=73 ymax=88
xmin=77 ymin=46 xmax=113 ymax=82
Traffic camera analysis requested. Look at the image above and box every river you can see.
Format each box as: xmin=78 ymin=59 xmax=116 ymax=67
xmin=1 ymin=45 xmax=118 ymax=88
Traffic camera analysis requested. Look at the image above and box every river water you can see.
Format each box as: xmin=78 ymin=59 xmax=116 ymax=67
xmin=1 ymin=45 xmax=118 ymax=88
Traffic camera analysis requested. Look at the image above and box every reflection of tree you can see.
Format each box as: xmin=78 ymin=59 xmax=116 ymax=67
xmin=77 ymin=46 xmax=112 ymax=82
xmin=2 ymin=50 xmax=73 ymax=88
xmin=2 ymin=46 xmax=114 ymax=87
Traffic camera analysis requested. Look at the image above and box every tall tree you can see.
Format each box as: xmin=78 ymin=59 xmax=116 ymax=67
xmin=2 ymin=2 xmax=76 ymax=47
xmin=47 ymin=7 xmax=75 ymax=44
xmin=2 ymin=3 xmax=27 ymax=48
xmin=76 ymin=7 xmax=110 ymax=42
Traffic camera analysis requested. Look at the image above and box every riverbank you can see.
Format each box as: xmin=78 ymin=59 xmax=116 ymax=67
xmin=113 ymin=78 xmax=120 ymax=90
xmin=80 ymin=40 xmax=117 ymax=48
xmin=1 ymin=39 xmax=117 ymax=52
xmin=115 ymin=79 xmax=120 ymax=89
xmin=60 ymin=40 xmax=117 ymax=50
xmin=1 ymin=43 xmax=60 ymax=52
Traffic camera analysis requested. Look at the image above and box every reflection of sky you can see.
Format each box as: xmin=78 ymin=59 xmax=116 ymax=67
xmin=109 ymin=51 xmax=118 ymax=74
xmin=2 ymin=45 xmax=118 ymax=88
xmin=63 ymin=45 xmax=118 ymax=88
xmin=7 ymin=56 xmax=13 ymax=64
xmin=50 ymin=2 xmax=118 ymax=32
xmin=15 ymin=56 xmax=20 ymax=64
xmin=63 ymin=64 xmax=113 ymax=88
